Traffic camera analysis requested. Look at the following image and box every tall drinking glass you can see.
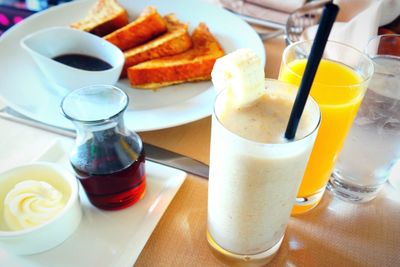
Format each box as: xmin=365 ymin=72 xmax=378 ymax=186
xmin=279 ymin=40 xmax=374 ymax=214
xmin=328 ymin=34 xmax=400 ymax=202
xmin=207 ymin=79 xmax=320 ymax=266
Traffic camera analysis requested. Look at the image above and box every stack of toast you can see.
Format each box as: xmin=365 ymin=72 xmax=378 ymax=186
xmin=71 ymin=0 xmax=225 ymax=89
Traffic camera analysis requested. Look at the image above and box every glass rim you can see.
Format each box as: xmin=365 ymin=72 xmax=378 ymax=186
xmin=282 ymin=39 xmax=374 ymax=88
xmin=366 ymin=33 xmax=400 ymax=44
xmin=60 ymin=84 xmax=129 ymax=124
xmin=213 ymin=79 xmax=321 ymax=147
xmin=365 ymin=33 xmax=400 ymax=57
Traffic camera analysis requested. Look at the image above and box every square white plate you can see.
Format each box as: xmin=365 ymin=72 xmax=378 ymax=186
xmin=0 ymin=140 xmax=186 ymax=267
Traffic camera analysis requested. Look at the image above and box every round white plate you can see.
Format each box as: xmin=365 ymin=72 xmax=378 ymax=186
xmin=0 ymin=0 xmax=265 ymax=132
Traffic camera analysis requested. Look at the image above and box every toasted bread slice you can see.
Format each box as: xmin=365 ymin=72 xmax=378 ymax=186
xmin=70 ymin=0 xmax=128 ymax=37
xmin=103 ymin=6 xmax=167 ymax=51
xmin=127 ymin=23 xmax=225 ymax=89
xmin=121 ymin=14 xmax=192 ymax=77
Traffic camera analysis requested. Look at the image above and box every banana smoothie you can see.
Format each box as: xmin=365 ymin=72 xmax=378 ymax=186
xmin=208 ymin=49 xmax=320 ymax=264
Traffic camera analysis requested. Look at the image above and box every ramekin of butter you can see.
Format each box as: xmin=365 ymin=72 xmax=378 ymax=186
xmin=0 ymin=162 xmax=82 ymax=255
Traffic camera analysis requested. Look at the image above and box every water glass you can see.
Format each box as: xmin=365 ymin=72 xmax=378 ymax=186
xmin=328 ymin=34 xmax=400 ymax=202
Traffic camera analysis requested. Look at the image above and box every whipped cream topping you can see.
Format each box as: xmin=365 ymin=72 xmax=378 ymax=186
xmin=3 ymin=180 xmax=65 ymax=231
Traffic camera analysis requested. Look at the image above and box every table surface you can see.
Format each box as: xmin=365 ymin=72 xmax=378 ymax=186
xmin=1 ymin=33 xmax=399 ymax=267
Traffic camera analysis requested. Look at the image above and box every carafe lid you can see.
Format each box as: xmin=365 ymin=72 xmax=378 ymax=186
xmin=61 ymin=85 xmax=128 ymax=123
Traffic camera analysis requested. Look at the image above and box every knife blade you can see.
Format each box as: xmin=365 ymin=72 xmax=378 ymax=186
xmin=143 ymin=143 xmax=209 ymax=178
xmin=0 ymin=107 xmax=209 ymax=178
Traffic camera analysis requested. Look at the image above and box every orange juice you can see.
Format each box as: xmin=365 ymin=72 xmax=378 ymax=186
xmin=279 ymin=58 xmax=366 ymax=214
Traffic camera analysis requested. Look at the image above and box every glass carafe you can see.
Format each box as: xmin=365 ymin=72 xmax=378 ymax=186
xmin=61 ymin=85 xmax=146 ymax=210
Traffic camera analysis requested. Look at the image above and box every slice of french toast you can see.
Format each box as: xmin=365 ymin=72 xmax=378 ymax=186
xmin=104 ymin=6 xmax=167 ymax=51
xmin=121 ymin=14 xmax=192 ymax=77
xmin=70 ymin=0 xmax=129 ymax=37
xmin=127 ymin=23 xmax=225 ymax=89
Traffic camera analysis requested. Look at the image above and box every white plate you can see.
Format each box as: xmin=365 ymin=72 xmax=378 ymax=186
xmin=0 ymin=139 xmax=186 ymax=267
xmin=0 ymin=0 xmax=265 ymax=132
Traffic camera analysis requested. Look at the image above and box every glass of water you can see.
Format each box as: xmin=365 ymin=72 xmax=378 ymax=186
xmin=328 ymin=34 xmax=400 ymax=202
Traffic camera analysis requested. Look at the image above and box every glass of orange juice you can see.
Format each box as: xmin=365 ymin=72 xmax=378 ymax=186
xmin=279 ymin=40 xmax=374 ymax=214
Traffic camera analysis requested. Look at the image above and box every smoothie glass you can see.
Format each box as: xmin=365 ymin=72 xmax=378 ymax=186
xmin=279 ymin=40 xmax=374 ymax=214
xmin=207 ymin=79 xmax=321 ymax=266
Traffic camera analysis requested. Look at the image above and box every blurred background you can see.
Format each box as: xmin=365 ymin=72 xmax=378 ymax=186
xmin=0 ymin=0 xmax=71 ymax=35
xmin=0 ymin=0 xmax=398 ymax=37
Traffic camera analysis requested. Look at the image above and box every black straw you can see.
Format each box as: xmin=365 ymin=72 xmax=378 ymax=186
xmin=284 ymin=3 xmax=339 ymax=140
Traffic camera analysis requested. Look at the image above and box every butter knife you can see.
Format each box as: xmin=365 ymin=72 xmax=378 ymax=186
xmin=0 ymin=107 xmax=209 ymax=178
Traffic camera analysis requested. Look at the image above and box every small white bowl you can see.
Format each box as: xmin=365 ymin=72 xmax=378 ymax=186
xmin=0 ymin=162 xmax=82 ymax=255
xmin=20 ymin=26 xmax=124 ymax=91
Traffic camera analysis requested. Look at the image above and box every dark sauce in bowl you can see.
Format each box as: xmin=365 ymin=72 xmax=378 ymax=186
xmin=52 ymin=54 xmax=113 ymax=71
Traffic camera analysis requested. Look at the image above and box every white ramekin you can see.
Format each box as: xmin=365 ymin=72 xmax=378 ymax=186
xmin=0 ymin=162 xmax=82 ymax=255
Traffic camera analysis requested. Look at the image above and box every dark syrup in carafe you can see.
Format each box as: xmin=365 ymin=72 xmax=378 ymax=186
xmin=71 ymin=132 xmax=146 ymax=210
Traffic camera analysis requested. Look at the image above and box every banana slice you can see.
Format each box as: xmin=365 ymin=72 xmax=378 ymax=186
xmin=211 ymin=48 xmax=265 ymax=107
